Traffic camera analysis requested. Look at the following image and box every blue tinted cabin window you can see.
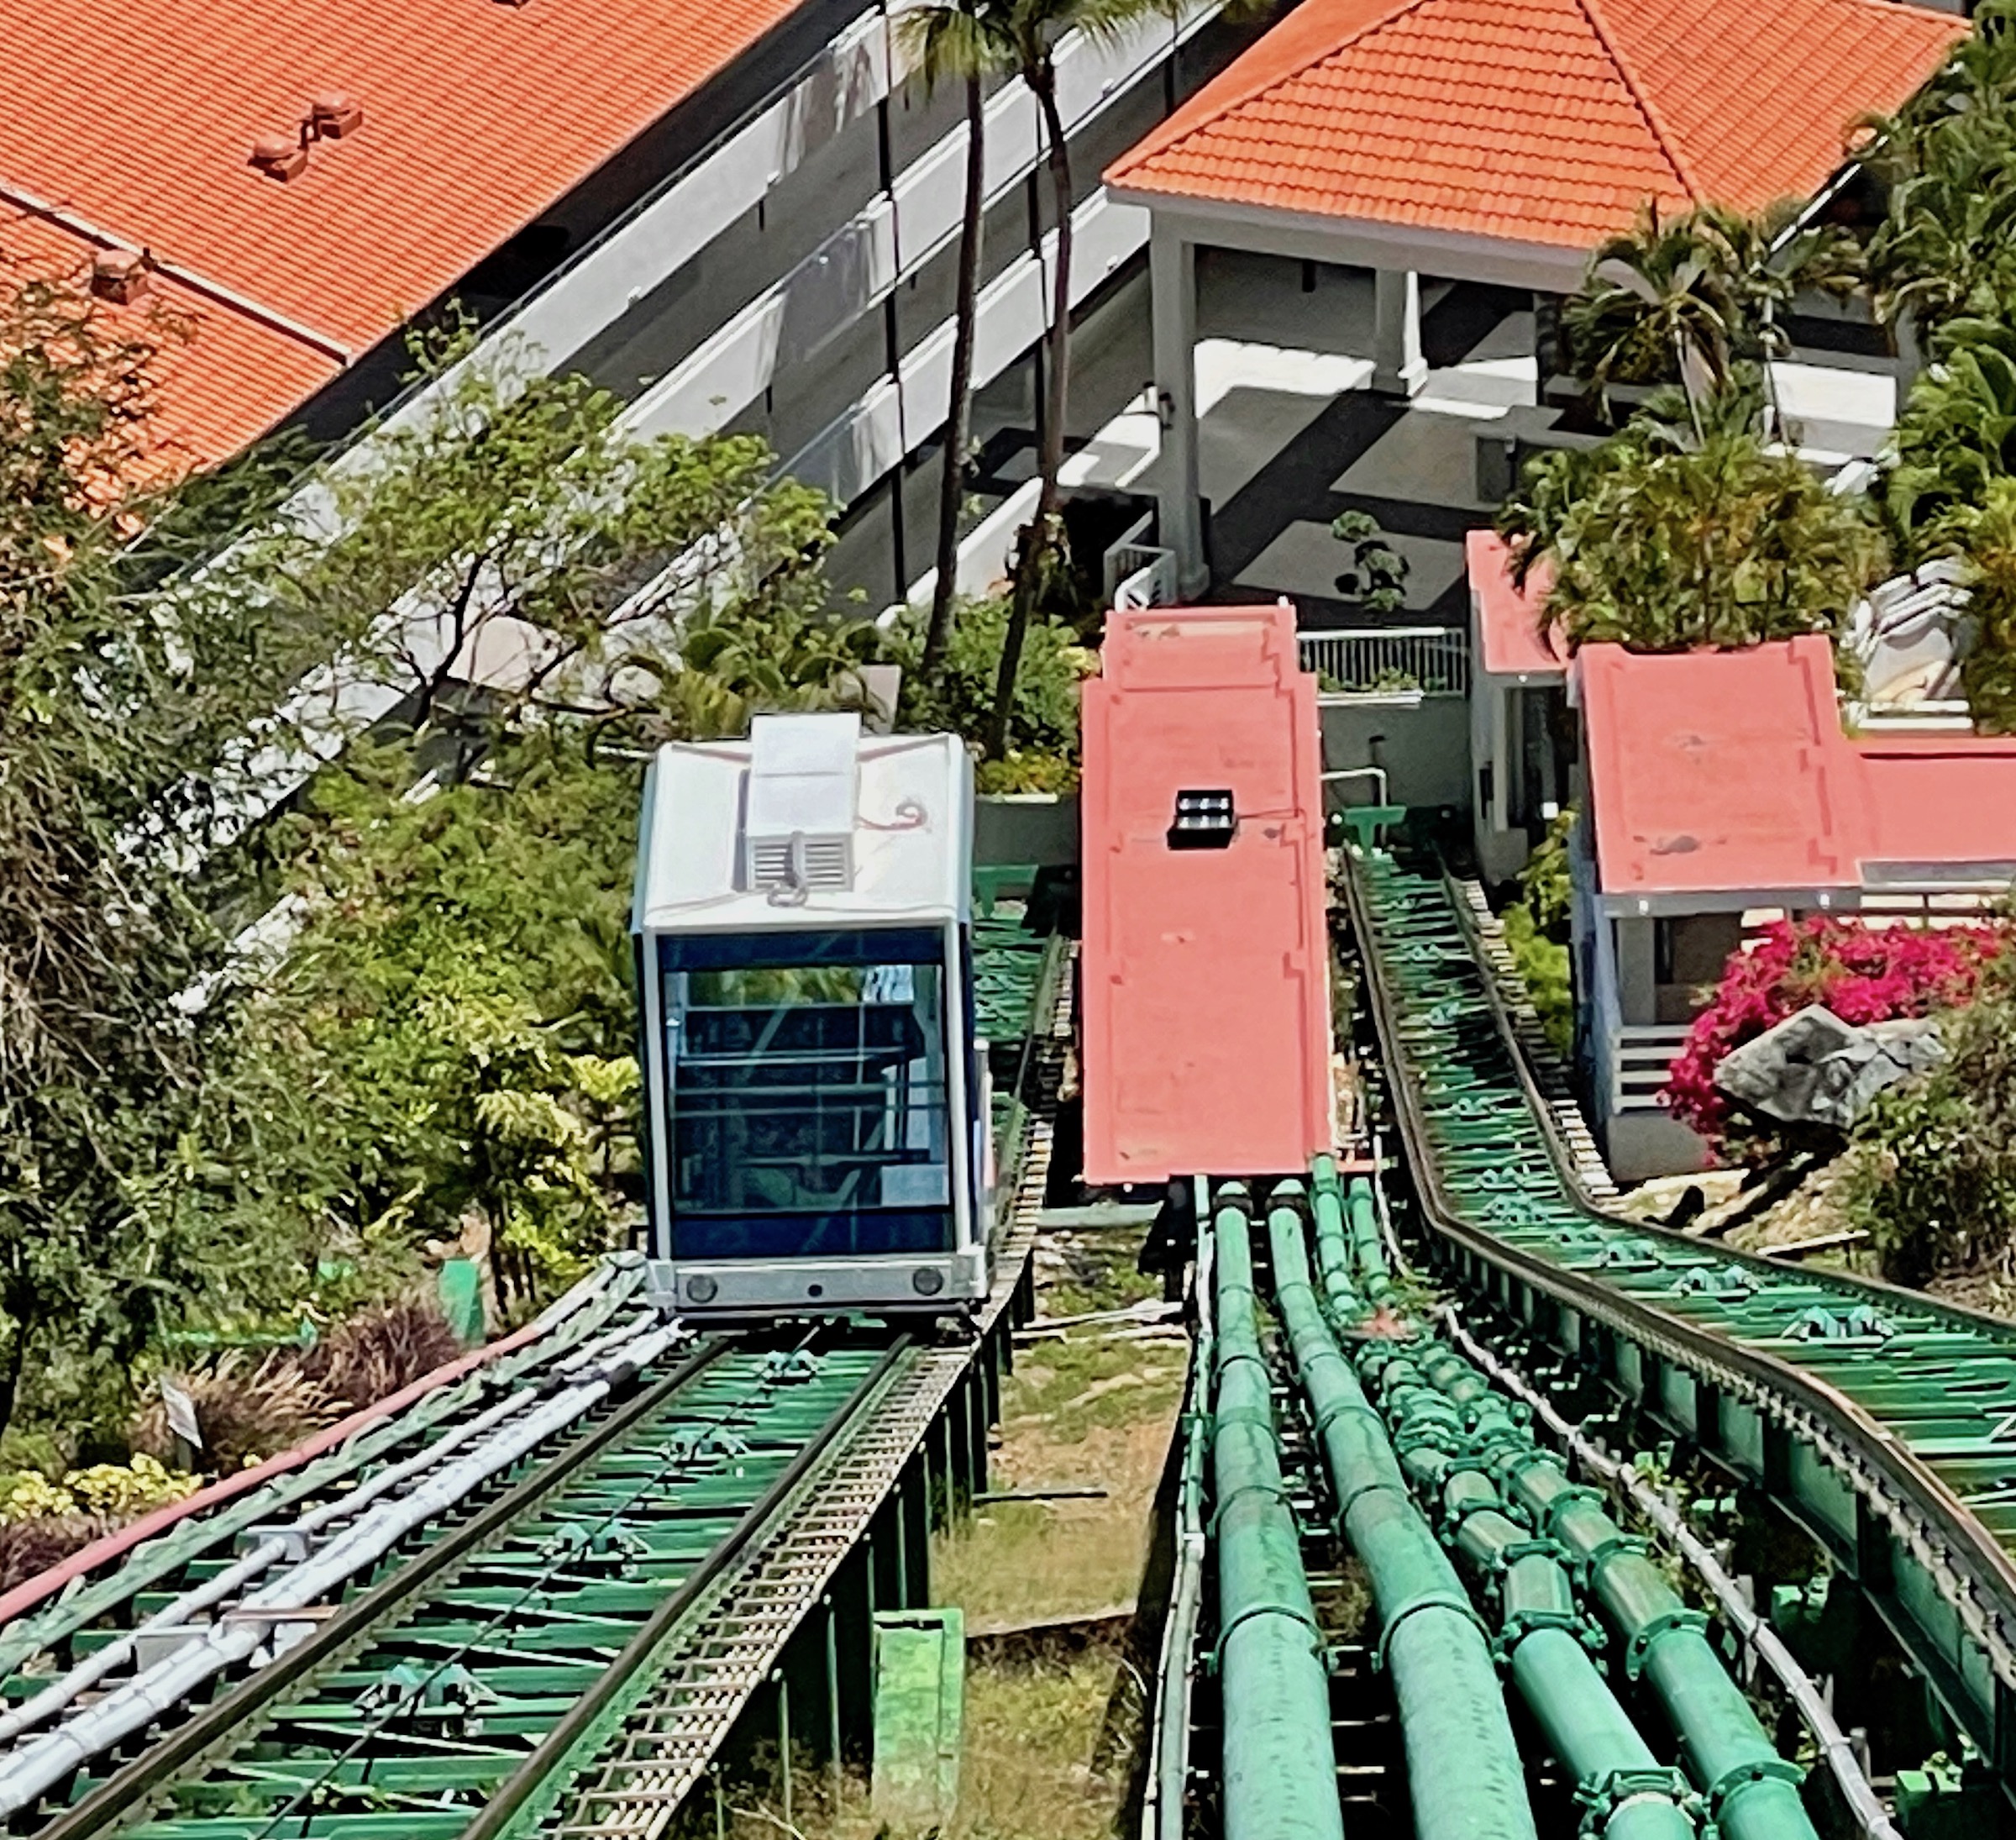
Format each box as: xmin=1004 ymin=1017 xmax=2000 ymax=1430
xmin=659 ymin=929 xmax=953 ymax=1258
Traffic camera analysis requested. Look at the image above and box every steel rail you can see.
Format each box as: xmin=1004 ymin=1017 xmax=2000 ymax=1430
xmin=1341 ymin=849 xmax=2016 ymax=1724
xmin=32 ymin=1338 xmax=730 ymax=1840
xmin=461 ymin=1338 xmax=915 ymax=1840
xmin=0 ymin=1261 xmax=650 ymax=1680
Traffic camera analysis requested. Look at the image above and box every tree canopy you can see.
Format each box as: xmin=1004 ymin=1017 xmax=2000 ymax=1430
xmin=0 ymin=277 xmax=896 ymax=1451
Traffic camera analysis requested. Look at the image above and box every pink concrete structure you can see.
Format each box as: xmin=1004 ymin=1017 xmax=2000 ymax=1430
xmin=1079 ymin=602 xmax=1334 ymax=1185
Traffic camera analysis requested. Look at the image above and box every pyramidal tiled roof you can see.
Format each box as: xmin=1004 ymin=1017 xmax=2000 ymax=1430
xmin=1106 ymin=0 xmax=1963 ymax=249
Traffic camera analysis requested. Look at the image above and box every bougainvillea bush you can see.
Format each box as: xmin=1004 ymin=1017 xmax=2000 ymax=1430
xmin=1662 ymin=916 xmax=2003 ymax=1141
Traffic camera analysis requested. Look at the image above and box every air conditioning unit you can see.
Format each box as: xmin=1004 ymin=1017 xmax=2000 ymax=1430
xmin=741 ymin=712 xmax=861 ymax=893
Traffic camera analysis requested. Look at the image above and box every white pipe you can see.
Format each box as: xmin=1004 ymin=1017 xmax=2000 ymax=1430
xmin=1440 ymin=1307 xmax=1902 ymax=1840
xmin=1321 ymin=765 xmax=1391 ymax=806
xmin=0 ymin=1319 xmax=680 ymax=1814
xmin=0 ymin=1380 xmax=556 ymax=1748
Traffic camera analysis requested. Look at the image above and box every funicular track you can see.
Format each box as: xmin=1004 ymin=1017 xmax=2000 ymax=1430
xmin=0 ymin=925 xmax=1068 ymax=1840
xmin=1344 ymin=845 xmax=2016 ymax=1794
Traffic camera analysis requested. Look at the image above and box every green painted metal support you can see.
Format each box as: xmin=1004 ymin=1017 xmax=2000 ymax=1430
xmin=870 ymin=1608 xmax=965 ymax=1832
xmin=436 ymin=1257 xmax=486 ymax=1346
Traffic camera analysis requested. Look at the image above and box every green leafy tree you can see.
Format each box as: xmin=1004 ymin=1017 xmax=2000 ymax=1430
xmin=1924 ymin=477 xmax=2016 ymax=732
xmin=0 ymin=269 xmax=349 ymax=1434
xmin=1863 ymin=2 xmax=2016 ymax=344
xmin=1564 ymin=202 xmax=1860 ymax=434
xmin=1501 ymin=381 xmax=1887 ymax=653
xmin=893 ymin=593 xmax=1091 ymax=781
xmin=285 ymin=324 xmax=858 ymax=759
xmin=232 ymin=739 xmax=645 ymax=1313
xmin=1886 ymin=319 xmax=2016 ymax=547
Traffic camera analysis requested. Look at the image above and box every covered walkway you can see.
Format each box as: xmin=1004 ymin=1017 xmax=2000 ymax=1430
xmin=1104 ymin=0 xmax=1961 ymax=591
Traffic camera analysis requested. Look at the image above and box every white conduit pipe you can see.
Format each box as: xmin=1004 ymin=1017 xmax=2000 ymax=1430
xmin=0 ymin=1389 xmax=544 ymax=1748
xmin=1441 ymin=1307 xmax=1903 ymax=1840
xmin=0 ymin=1319 xmax=681 ymax=1816
xmin=0 ymin=1294 xmax=659 ymax=1750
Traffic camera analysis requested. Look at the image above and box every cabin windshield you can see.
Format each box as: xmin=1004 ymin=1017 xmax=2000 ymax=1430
xmin=659 ymin=927 xmax=953 ymax=1259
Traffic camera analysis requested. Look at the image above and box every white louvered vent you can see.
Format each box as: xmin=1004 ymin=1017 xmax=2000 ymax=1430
xmin=741 ymin=712 xmax=860 ymax=893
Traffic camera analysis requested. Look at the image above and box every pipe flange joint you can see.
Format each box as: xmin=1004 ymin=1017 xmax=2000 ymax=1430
xmin=1623 ymin=1605 xmax=1711 ymax=1680
xmin=1493 ymin=1532 xmax=1564 ymax=1570
xmin=1572 ymin=1766 xmax=1698 ymax=1837
xmin=1491 ymin=1605 xmax=1594 ymax=1664
xmin=1707 ymin=1754 xmax=1807 ymax=1812
xmin=1375 ymin=1590 xmax=1488 ymax=1670
xmin=1211 ymin=1600 xmax=1324 ymax=1668
xmin=1392 ymin=1421 xmax=1462 ymax=1458
xmin=1566 ymin=1528 xmax=1647 ymax=1586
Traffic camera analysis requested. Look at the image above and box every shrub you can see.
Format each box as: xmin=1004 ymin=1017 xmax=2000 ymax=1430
xmin=302 ymin=1301 xmax=462 ymax=1410
xmin=132 ymin=1353 xmax=340 ymax=1474
xmin=1662 ymin=916 xmax=2002 ymax=1140
xmin=892 ymin=596 xmax=1092 ymax=760
xmin=1504 ymin=904 xmax=1572 ymax=1057
xmin=1845 ymin=951 xmax=2016 ymax=1281
xmin=1519 ymin=810 xmax=1576 ymax=939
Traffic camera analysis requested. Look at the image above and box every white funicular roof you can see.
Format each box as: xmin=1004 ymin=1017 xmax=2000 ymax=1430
xmin=633 ymin=720 xmax=973 ymax=935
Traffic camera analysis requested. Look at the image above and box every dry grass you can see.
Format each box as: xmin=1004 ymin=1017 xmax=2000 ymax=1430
xmin=715 ymin=1654 xmax=1131 ymax=1840
xmin=711 ymin=1223 xmax=1190 ymax=1840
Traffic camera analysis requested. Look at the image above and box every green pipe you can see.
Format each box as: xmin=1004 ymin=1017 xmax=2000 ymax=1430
xmin=1308 ymin=1157 xmax=1367 ymax=1325
xmin=1484 ymin=1427 xmax=1816 ymax=1840
xmin=1266 ymin=1196 xmax=1535 ymax=1840
xmin=1343 ymin=1178 xmax=1393 ymax=1301
xmin=1509 ymin=1631 xmax=1698 ymax=1840
xmin=1210 ymin=1196 xmax=1347 ymax=1840
xmin=1439 ymin=1487 xmax=1695 ymax=1840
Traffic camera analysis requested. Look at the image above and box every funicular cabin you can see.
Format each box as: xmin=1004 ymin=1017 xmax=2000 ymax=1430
xmin=633 ymin=713 xmax=989 ymax=1317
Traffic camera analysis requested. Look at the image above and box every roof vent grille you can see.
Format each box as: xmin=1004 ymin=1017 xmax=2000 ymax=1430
xmin=250 ymin=130 xmax=308 ymax=181
xmin=91 ymin=249 xmax=149 ymax=305
xmin=742 ymin=712 xmax=862 ymax=895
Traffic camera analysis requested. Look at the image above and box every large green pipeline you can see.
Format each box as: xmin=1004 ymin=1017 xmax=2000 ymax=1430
xmin=1307 ymin=1157 xmax=1367 ymax=1326
xmin=1264 ymin=1191 xmax=1536 ymax=1840
xmin=1500 ymin=1450 xmax=1816 ymax=1840
xmin=1397 ymin=1344 xmax=1819 ymax=1840
xmin=1361 ymin=1353 xmax=1697 ymax=1840
xmin=1210 ymin=1195 xmax=1347 ymax=1840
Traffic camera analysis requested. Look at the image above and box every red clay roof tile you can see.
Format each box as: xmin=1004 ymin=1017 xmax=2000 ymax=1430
xmin=1106 ymin=0 xmax=1962 ymax=249
xmin=0 ymin=0 xmax=807 ymax=466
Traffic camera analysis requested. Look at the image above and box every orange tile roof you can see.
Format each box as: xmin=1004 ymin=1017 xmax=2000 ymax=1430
xmin=0 ymin=0 xmax=807 ymax=465
xmin=3 ymin=211 xmax=338 ymax=476
xmin=1106 ymin=0 xmax=1963 ymax=249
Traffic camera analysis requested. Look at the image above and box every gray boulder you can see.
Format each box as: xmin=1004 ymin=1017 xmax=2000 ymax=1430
xmin=1714 ymin=1003 xmax=1944 ymax=1130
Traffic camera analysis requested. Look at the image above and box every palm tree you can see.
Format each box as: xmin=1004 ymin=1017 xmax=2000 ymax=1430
xmin=898 ymin=6 xmax=1002 ymax=684
xmin=1861 ymin=3 xmax=2016 ymax=344
xmin=1564 ymin=201 xmax=1860 ymax=438
xmin=975 ymin=0 xmax=1177 ymax=757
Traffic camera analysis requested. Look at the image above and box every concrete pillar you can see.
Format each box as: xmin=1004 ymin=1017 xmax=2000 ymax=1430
xmin=1614 ymin=915 xmax=1657 ymax=1027
xmin=1373 ymin=267 xmax=1428 ymax=397
xmin=1150 ymin=223 xmax=1206 ymax=595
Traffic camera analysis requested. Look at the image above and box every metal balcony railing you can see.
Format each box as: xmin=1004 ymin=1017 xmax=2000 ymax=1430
xmin=1299 ymin=626 xmax=1470 ymax=697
